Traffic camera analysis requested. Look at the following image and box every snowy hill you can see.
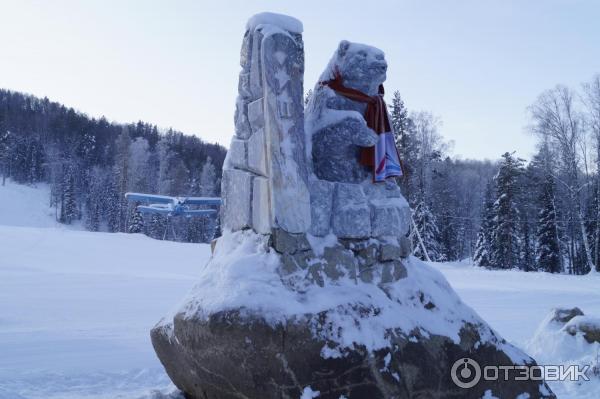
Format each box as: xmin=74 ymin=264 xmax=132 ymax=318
xmin=1 ymin=182 xmax=599 ymax=398
xmin=0 ymin=180 xmax=59 ymax=228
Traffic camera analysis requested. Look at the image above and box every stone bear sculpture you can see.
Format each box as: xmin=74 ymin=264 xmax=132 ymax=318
xmin=306 ymin=40 xmax=388 ymax=184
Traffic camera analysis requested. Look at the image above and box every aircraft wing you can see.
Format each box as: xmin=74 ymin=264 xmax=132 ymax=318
xmin=182 ymin=197 xmax=222 ymax=206
xmin=182 ymin=209 xmax=218 ymax=216
xmin=125 ymin=192 xmax=175 ymax=204
xmin=136 ymin=205 xmax=174 ymax=215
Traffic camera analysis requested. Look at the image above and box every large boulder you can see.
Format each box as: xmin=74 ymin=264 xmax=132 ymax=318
xmin=152 ymin=230 xmax=555 ymax=399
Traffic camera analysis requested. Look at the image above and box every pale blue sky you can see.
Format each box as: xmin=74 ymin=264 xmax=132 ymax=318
xmin=1 ymin=0 xmax=599 ymax=160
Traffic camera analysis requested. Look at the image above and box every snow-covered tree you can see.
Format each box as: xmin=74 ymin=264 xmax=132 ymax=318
xmin=473 ymin=180 xmax=495 ymax=267
xmin=389 ymin=91 xmax=419 ymax=202
xmin=128 ymin=204 xmax=144 ymax=234
xmin=149 ymin=214 xmax=167 ymax=240
xmin=60 ymin=163 xmax=78 ymax=224
xmin=200 ymin=157 xmax=217 ymax=197
xmin=535 ymin=172 xmax=561 ymax=273
xmin=490 ymin=152 xmax=525 ymax=269
xmin=128 ymin=137 xmax=150 ymax=192
xmin=412 ymin=200 xmax=444 ymax=261
xmin=530 ymin=86 xmax=594 ymax=274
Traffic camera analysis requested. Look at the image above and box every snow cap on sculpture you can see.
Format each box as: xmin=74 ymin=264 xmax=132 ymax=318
xmin=222 ymin=11 xmax=311 ymax=235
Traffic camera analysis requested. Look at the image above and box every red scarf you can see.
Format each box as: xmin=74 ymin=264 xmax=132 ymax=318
xmin=321 ymin=69 xmax=391 ymax=167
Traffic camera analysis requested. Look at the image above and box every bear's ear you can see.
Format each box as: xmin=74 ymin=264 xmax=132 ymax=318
xmin=337 ymin=40 xmax=350 ymax=58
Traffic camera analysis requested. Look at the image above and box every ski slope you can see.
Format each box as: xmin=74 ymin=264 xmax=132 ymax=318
xmin=1 ymin=181 xmax=599 ymax=398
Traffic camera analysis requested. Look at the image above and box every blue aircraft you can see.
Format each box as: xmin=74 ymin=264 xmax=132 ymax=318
xmin=125 ymin=193 xmax=221 ymax=217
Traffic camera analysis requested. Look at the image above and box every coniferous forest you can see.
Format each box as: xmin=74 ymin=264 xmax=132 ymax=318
xmin=0 ymin=89 xmax=226 ymax=243
xmin=3 ymin=74 xmax=600 ymax=274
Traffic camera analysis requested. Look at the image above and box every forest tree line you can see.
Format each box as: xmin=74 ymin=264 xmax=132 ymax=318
xmin=4 ymin=74 xmax=600 ymax=275
xmin=391 ymin=74 xmax=600 ymax=275
xmin=0 ymin=89 xmax=226 ymax=243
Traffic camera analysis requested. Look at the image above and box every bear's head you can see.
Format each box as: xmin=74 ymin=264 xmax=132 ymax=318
xmin=331 ymin=40 xmax=387 ymax=95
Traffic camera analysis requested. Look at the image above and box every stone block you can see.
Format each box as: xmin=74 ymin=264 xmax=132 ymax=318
xmin=380 ymin=242 xmax=402 ymax=262
xmin=370 ymin=203 xmax=402 ymax=238
xmin=355 ymin=241 xmax=378 ymax=267
xmin=252 ymin=176 xmax=271 ymax=234
xmin=307 ymin=262 xmax=325 ymax=287
xmin=221 ymin=169 xmax=253 ymax=231
xmin=272 ymin=228 xmax=310 ymax=254
xmin=238 ymin=72 xmax=252 ymax=99
xmin=332 ymin=183 xmax=370 ymax=238
xmin=381 ymin=263 xmax=394 ymax=284
xmin=234 ymin=97 xmax=252 ymax=139
xmin=309 ymin=179 xmax=334 ymax=236
xmin=247 ymin=98 xmax=264 ymax=133
xmin=399 ymin=235 xmax=412 ymax=258
xmin=393 ymin=260 xmax=408 ymax=280
xmin=261 ymin=31 xmax=311 ymax=234
xmin=226 ymin=137 xmax=247 ymax=170
xmin=247 ymin=128 xmax=268 ymax=176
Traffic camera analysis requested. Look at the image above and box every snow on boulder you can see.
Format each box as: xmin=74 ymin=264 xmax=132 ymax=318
xmin=527 ymin=308 xmax=600 ymax=397
xmin=564 ymin=316 xmax=600 ymax=344
xmin=528 ymin=307 xmax=600 ymax=364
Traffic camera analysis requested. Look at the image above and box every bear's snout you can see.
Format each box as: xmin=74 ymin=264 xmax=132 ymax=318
xmin=370 ymin=61 xmax=387 ymax=75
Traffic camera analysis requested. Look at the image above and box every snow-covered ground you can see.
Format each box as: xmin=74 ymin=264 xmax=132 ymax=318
xmin=434 ymin=261 xmax=600 ymax=399
xmin=0 ymin=180 xmax=60 ymax=228
xmin=0 ymin=180 xmax=204 ymax=398
xmin=1 ymin=181 xmax=599 ymax=398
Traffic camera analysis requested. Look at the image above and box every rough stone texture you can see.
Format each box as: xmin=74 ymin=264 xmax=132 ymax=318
xmin=564 ymin=316 xmax=600 ymax=344
xmin=550 ymin=307 xmax=584 ymax=324
xmin=380 ymin=242 xmax=401 ymax=262
xmin=309 ymin=179 xmax=334 ymax=236
xmin=399 ymin=236 xmax=412 ymax=258
xmin=323 ymin=245 xmax=356 ymax=281
xmin=225 ymin=137 xmax=247 ymax=170
xmin=311 ymin=118 xmax=376 ymax=184
xmin=247 ymin=98 xmax=264 ymax=133
xmin=234 ymin=97 xmax=252 ymax=139
xmin=153 ymin=312 xmax=554 ymax=399
xmin=223 ymin=14 xmax=311 ymax=235
xmin=308 ymin=40 xmax=386 ymax=184
xmin=272 ymin=228 xmax=310 ymax=254
xmin=251 ymin=176 xmax=271 ymax=234
xmin=370 ymin=202 xmax=402 ymax=238
xmin=247 ymin=128 xmax=267 ymax=176
xmin=307 ymin=262 xmax=325 ymax=287
xmin=392 ymin=260 xmax=408 ymax=280
xmin=355 ymin=241 xmax=378 ymax=267
xmin=363 ymin=182 xmax=411 ymax=238
xmin=221 ymin=169 xmax=253 ymax=231
xmin=304 ymin=40 xmax=411 ymax=241
xmin=261 ymin=28 xmax=311 ymax=234
xmin=332 ymin=183 xmax=370 ymax=238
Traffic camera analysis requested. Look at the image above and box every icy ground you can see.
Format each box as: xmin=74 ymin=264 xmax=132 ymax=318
xmin=1 ymin=180 xmax=599 ymax=398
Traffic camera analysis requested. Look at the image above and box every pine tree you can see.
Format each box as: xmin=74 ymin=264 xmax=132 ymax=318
xmin=412 ymin=200 xmax=443 ymax=261
xmin=389 ymin=91 xmax=418 ymax=202
xmin=536 ymin=172 xmax=561 ymax=273
xmin=200 ymin=157 xmax=217 ymax=197
xmin=474 ymin=180 xmax=495 ymax=266
xmin=61 ymin=164 xmax=78 ymax=224
xmin=149 ymin=214 xmax=167 ymax=240
xmin=490 ymin=152 xmax=525 ymax=269
xmin=128 ymin=204 xmax=144 ymax=234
